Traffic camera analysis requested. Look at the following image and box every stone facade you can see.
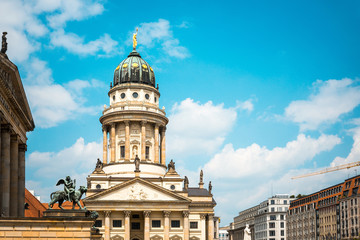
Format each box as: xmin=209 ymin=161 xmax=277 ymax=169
xmin=84 ymin=48 xmax=216 ymax=240
xmin=0 ymin=216 xmax=99 ymax=239
xmin=287 ymin=175 xmax=360 ymax=240
xmin=0 ymin=48 xmax=35 ymax=217
xmin=339 ymin=177 xmax=360 ymax=239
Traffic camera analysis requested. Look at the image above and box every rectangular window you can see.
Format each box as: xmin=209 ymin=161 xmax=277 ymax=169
xmin=281 ymin=230 xmax=284 ymax=236
xmin=269 ymin=222 xmax=275 ymax=228
xmin=269 ymin=230 xmax=275 ymax=236
xmin=271 ymin=200 xmax=275 ymax=204
xmin=132 ymin=214 xmax=140 ymax=219
xmin=271 ymin=207 xmax=275 ymax=212
xmin=120 ymin=146 xmax=125 ymax=158
xmin=284 ymin=200 xmax=287 ymax=204
xmin=270 ymin=215 xmax=276 ymax=220
xmin=280 ymin=222 xmax=284 ymax=228
xmin=171 ymin=220 xmax=181 ymax=228
xmin=152 ymin=220 xmax=161 ymax=228
xmin=113 ymin=220 xmax=122 ymax=228
xmin=280 ymin=215 xmax=284 ymax=220
xmin=145 ymin=146 xmax=150 ymax=159
xmin=94 ymin=220 xmax=102 ymax=227
xmin=132 ymin=222 xmax=140 ymax=229
xmin=190 ymin=222 xmax=198 ymax=229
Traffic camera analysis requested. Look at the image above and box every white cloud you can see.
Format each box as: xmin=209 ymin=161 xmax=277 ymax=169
xmin=50 ymin=30 xmax=119 ymax=57
xmin=46 ymin=0 xmax=104 ymax=29
xmin=162 ymin=39 xmax=190 ymax=59
xmin=24 ymin=58 xmax=104 ymax=128
xmin=236 ymin=99 xmax=254 ymax=112
xmin=27 ymin=137 xmax=102 ymax=201
xmin=177 ymin=21 xmax=190 ymax=29
xmin=331 ymin=126 xmax=360 ymax=167
xmin=285 ymin=78 xmax=360 ymax=131
xmin=204 ymin=133 xmax=341 ymax=179
xmin=134 ymin=19 xmax=189 ymax=59
xmin=167 ymin=98 xmax=237 ymax=157
xmin=0 ymin=0 xmax=115 ymax=61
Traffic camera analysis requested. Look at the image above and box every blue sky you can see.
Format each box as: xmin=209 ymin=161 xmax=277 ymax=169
xmin=1 ymin=0 xmax=360 ymax=225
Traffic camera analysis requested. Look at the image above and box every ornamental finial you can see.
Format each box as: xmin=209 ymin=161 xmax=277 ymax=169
xmin=133 ymin=27 xmax=138 ymax=50
xmin=1 ymin=32 xmax=8 ymax=54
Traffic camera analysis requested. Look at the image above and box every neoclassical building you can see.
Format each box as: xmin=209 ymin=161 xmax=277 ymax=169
xmin=84 ymin=43 xmax=216 ymax=240
xmin=0 ymin=32 xmax=35 ymax=217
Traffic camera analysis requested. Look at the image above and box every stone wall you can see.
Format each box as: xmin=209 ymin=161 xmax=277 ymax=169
xmin=0 ymin=217 xmax=101 ymax=239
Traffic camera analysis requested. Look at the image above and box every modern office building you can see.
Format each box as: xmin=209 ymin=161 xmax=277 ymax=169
xmin=229 ymin=194 xmax=293 ymax=240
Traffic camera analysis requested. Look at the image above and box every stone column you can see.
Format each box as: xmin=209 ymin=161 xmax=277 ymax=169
xmin=207 ymin=214 xmax=214 ymax=240
xmin=144 ymin=211 xmax=151 ymax=240
xmin=105 ymin=211 xmax=111 ymax=240
xmin=10 ymin=134 xmax=18 ymax=217
xmin=1 ymin=124 xmax=11 ymax=217
xmin=200 ymin=214 xmax=206 ymax=240
xmin=125 ymin=121 xmax=130 ymax=161
xmin=183 ymin=211 xmax=190 ymax=240
xmin=154 ymin=124 xmax=159 ymax=164
xmin=160 ymin=127 xmax=166 ymax=165
xmin=18 ymin=143 xmax=26 ymax=217
xmin=110 ymin=123 xmax=116 ymax=163
xmin=124 ymin=210 xmax=131 ymax=240
xmin=141 ymin=121 xmax=146 ymax=160
xmin=0 ymin=122 xmax=2 ymax=210
xmin=103 ymin=125 xmax=108 ymax=164
xmin=164 ymin=211 xmax=171 ymax=240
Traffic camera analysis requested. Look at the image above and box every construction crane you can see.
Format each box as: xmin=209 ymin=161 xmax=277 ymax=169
xmin=291 ymin=161 xmax=360 ymax=179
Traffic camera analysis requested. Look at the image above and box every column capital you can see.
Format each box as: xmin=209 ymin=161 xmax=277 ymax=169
xmin=10 ymin=134 xmax=19 ymax=142
xmin=141 ymin=120 xmax=147 ymax=126
xmin=161 ymin=126 xmax=167 ymax=132
xmin=18 ymin=143 xmax=27 ymax=152
xmin=1 ymin=123 xmax=12 ymax=133
xmin=200 ymin=214 xmax=207 ymax=219
xmin=163 ymin=211 xmax=171 ymax=217
xmin=208 ymin=213 xmax=215 ymax=218
xmin=124 ymin=210 xmax=131 ymax=217
xmin=105 ymin=211 xmax=111 ymax=217
xmin=182 ymin=211 xmax=190 ymax=218
xmin=154 ymin=123 xmax=160 ymax=128
xmin=111 ymin=123 xmax=116 ymax=128
xmin=124 ymin=120 xmax=130 ymax=126
xmin=102 ymin=125 xmax=108 ymax=131
xmin=144 ymin=210 xmax=151 ymax=218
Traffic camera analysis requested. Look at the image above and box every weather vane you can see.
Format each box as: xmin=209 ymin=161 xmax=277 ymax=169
xmin=133 ymin=27 xmax=138 ymax=51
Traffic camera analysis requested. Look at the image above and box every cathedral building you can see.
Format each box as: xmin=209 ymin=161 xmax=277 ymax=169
xmin=83 ymin=41 xmax=216 ymax=240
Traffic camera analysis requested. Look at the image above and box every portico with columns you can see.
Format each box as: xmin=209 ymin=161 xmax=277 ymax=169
xmin=84 ymin=43 xmax=216 ymax=240
xmin=0 ymin=48 xmax=35 ymax=218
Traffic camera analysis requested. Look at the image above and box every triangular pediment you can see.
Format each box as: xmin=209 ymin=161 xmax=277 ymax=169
xmin=0 ymin=55 xmax=34 ymax=131
xmin=85 ymin=178 xmax=191 ymax=202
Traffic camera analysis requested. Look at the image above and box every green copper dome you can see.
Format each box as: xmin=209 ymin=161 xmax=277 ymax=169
xmin=113 ymin=50 xmax=155 ymax=87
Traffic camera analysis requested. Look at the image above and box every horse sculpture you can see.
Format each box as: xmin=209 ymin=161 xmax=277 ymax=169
xmin=48 ymin=186 xmax=87 ymax=210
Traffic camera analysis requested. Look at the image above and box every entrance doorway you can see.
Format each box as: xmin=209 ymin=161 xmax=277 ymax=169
xmin=130 ymin=212 xmax=144 ymax=240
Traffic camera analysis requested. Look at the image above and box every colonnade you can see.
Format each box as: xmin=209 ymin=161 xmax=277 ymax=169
xmin=0 ymin=123 xmax=27 ymax=217
xmin=102 ymin=210 xmax=214 ymax=240
xmin=102 ymin=121 xmax=166 ymax=165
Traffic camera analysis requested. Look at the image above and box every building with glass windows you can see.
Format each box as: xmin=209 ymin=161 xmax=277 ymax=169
xmin=287 ymin=175 xmax=360 ymax=240
xmin=228 ymin=194 xmax=293 ymax=240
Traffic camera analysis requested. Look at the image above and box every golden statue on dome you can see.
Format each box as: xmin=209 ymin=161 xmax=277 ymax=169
xmin=133 ymin=27 xmax=138 ymax=50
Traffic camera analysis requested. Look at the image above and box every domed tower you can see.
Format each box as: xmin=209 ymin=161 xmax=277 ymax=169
xmin=99 ymin=48 xmax=168 ymax=178
xmin=84 ymin=33 xmax=216 ymax=240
